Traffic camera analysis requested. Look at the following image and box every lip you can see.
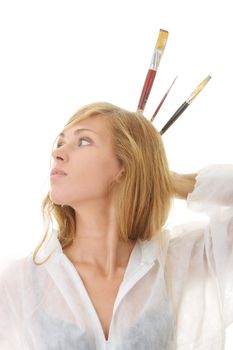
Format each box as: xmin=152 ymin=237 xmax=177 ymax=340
xmin=50 ymin=168 xmax=68 ymax=177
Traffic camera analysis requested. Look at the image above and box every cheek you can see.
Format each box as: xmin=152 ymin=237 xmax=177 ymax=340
xmin=73 ymin=157 xmax=119 ymax=191
xmin=50 ymin=157 xmax=121 ymax=205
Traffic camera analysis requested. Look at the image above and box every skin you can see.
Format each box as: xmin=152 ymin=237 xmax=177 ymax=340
xmin=49 ymin=115 xmax=196 ymax=339
xmin=172 ymin=171 xmax=197 ymax=199
xmin=50 ymin=116 xmax=135 ymax=339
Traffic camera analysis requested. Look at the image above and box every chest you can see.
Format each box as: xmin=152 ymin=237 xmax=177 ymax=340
xmin=74 ymin=264 xmax=125 ymax=340
xmin=27 ymin=257 xmax=175 ymax=349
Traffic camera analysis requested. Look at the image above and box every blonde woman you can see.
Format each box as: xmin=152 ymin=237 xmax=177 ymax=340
xmin=0 ymin=102 xmax=232 ymax=349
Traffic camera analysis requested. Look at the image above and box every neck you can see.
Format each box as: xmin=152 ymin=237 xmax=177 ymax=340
xmin=63 ymin=199 xmax=135 ymax=277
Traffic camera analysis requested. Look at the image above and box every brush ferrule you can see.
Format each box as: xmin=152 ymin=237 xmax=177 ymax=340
xmin=150 ymin=48 xmax=163 ymax=70
xmin=186 ymin=95 xmax=194 ymax=104
xmin=186 ymin=75 xmax=211 ymax=104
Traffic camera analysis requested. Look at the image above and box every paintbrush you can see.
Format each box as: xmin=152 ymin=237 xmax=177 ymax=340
xmin=160 ymin=75 xmax=211 ymax=135
xmin=137 ymin=29 xmax=169 ymax=112
xmin=151 ymin=76 xmax=177 ymax=122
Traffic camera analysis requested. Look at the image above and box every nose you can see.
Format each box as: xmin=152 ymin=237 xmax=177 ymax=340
xmin=51 ymin=145 xmax=69 ymax=162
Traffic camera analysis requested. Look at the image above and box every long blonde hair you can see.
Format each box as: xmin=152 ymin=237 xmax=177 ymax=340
xmin=33 ymin=102 xmax=174 ymax=265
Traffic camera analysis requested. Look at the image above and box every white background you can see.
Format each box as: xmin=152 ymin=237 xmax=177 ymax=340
xmin=0 ymin=0 xmax=232 ymax=347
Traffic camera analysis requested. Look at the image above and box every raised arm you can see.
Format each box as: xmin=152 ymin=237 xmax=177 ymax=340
xmin=169 ymin=165 xmax=233 ymax=342
xmin=172 ymin=171 xmax=197 ymax=200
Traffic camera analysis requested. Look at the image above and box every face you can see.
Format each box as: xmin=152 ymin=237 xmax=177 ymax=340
xmin=49 ymin=116 xmax=123 ymax=208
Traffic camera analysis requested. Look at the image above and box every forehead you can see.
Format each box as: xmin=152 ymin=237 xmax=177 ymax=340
xmin=61 ymin=115 xmax=112 ymax=137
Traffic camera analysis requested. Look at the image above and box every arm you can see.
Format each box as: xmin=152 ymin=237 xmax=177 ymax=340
xmin=0 ymin=260 xmax=24 ymax=349
xmin=172 ymin=171 xmax=197 ymax=200
xmin=170 ymin=165 xmax=233 ymax=333
xmin=0 ymin=279 xmax=21 ymax=348
xmin=187 ymin=165 xmax=233 ymax=208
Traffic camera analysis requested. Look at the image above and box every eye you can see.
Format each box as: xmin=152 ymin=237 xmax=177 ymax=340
xmin=56 ymin=140 xmax=64 ymax=148
xmin=78 ymin=137 xmax=91 ymax=147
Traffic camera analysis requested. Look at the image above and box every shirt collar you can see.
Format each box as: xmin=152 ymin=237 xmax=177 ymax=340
xmin=34 ymin=230 xmax=62 ymax=263
xmin=34 ymin=230 xmax=168 ymax=266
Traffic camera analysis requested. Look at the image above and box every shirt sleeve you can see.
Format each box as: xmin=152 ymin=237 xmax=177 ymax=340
xmin=187 ymin=164 xmax=233 ymax=211
xmin=168 ymin=165 xmax=233 ymax=349
xmin=187 ymin=164 xmax=233 ymax=326
xmin=0 ymin=260 xmax=25 ymax=349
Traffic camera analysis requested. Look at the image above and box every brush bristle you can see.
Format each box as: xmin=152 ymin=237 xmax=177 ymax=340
xmin=188 ymin=75 xmax=212 ymax=103
xmin=155 ymin=29 xmax=169 ymax=50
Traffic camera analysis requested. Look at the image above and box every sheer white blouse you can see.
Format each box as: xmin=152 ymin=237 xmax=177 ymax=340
xmin=0 ymin=164 xmax=233 ymax=349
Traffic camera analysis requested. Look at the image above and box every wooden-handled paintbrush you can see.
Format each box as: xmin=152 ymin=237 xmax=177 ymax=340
xmin=137 ymin=29 xmax=169 ymax=113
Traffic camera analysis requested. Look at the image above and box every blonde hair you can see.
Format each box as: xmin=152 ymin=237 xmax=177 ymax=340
xmin=33 ymin=102 xmax=174 ymax=265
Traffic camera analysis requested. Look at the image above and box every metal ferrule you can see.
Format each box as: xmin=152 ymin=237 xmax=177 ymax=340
xmin=186 ymin=95 xmax=194 ymax=104
xmin=186 ymin=75 xmax=211 ymax=104
xmin=149 ymin=48 xmax=163 ymax=70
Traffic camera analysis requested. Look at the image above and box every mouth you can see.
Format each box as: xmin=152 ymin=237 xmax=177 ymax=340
xmin=50 ymin=168 xmax=68 ymax=177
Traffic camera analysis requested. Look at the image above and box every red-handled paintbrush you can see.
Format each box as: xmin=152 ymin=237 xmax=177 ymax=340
xmin=137 ymin=29 xmax=169 ymax=113
xmin=151 ymin=76 xmax=177 ymax=122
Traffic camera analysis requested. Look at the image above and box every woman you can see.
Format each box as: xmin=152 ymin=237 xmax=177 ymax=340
xmin=0 ymin=102 xmax=232 ymax=349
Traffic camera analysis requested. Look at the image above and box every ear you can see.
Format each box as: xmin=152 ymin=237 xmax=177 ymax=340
xmin=115 ymin=168 xmax=125 ymax=183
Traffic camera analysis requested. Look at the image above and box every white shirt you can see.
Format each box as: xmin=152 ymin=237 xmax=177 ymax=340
xmin=1 ymin=164 xmax=233 ymax=350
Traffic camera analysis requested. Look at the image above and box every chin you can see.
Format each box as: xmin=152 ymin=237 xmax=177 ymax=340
xmin=49 ymin=191 xmax=67 ymax=206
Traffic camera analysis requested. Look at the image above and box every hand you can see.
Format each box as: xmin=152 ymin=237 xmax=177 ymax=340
xmin=171 ymin=171 xmax=197 ymax=199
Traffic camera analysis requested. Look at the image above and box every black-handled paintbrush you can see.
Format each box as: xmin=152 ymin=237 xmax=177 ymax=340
xmin=160 ymin=75 xmax=211 ymax=135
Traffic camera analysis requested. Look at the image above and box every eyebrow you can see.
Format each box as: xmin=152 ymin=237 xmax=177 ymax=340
xmin=59 ymin=128 xmax=98 ymax=137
